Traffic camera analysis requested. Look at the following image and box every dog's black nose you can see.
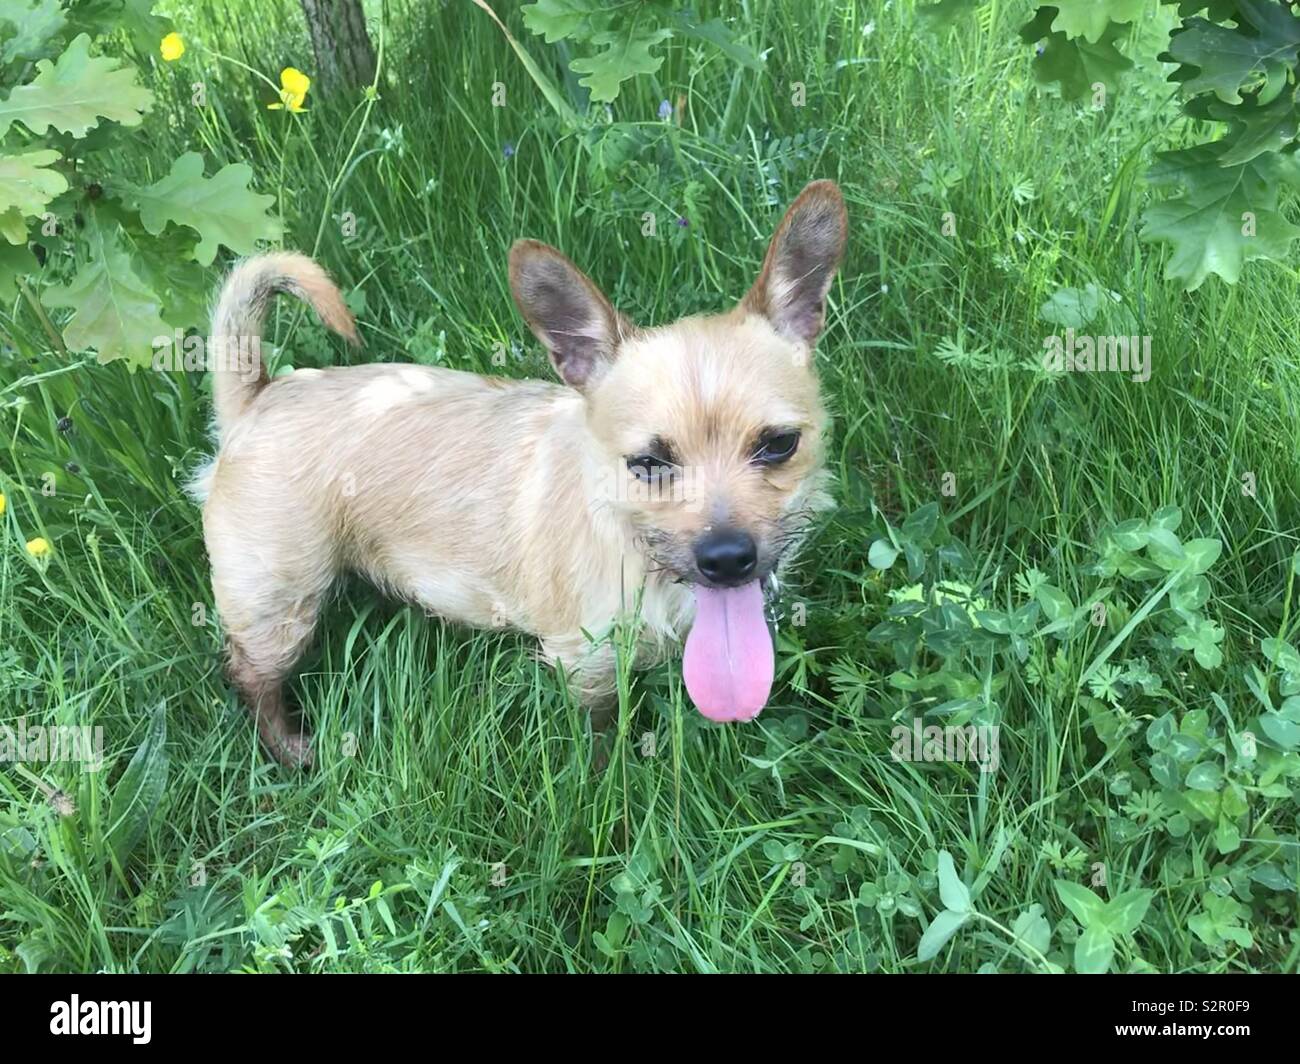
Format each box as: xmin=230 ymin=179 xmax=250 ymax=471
xmin=694 ymin=528 xmax=758 ymax=586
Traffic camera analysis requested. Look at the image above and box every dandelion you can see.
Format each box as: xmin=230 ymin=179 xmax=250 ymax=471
xmin=268 ymin=67 xmax=310 ymax=112
xmin=0 ymin=491 xmax=5 ymax=516
xmin=26 ymin=537 xmax=50 ymax=557
xmin=160 ymin=32 xmax=184 ymax=62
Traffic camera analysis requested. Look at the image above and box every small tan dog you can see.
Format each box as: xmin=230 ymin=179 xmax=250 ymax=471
xmin=192 ymin=180 xmax=846 ymax=766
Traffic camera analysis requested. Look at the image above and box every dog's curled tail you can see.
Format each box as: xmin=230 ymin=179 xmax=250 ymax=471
xmin=210 ymin=252 xmax=358 ymax=438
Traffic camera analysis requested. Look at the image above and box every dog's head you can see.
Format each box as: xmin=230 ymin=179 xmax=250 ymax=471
xmin=510 ymin=180 xmax=847 ymax=722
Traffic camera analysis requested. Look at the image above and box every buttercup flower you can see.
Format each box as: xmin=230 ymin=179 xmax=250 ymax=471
xmin=160 ymin=33 xmax=185 ymax=62
xmin=268 ymin=67 xmax=310 ymax=112
xmin=26 ymin=537 xmax=50 ymax=557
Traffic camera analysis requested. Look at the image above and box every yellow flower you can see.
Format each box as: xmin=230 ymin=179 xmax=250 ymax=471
xmin=268 ymin=67 xmax=310 ymax=112
xmin=160 ymin=32 xmax=185 ymax=62
xmin=25 ymin=536 xmax=50 ymax=557
xmin=0 ymin=491 xmax=5 ymax=516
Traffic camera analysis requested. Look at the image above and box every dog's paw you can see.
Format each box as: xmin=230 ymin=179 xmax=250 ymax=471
xmin=271 ymin=731 xmax=315 ymax=770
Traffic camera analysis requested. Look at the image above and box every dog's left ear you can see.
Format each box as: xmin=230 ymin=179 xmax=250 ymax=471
xmin=509 ymin=240 xmax=631 ymax=390
xmin=742 ymin=180 xmax=847 ymax=346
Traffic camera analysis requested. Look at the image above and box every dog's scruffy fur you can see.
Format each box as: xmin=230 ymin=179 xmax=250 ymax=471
xmin=193 ymin=181 xmax=847 ymax=765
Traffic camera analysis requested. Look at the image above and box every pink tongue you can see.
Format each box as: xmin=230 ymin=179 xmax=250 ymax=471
xmin=683 ymin=580 xmax=773 ymax=722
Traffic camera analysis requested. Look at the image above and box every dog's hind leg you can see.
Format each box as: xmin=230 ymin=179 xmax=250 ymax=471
xmin=223 ymin=600 xmax=325 ymax=768
xmin=207 ymin=509 xmax=336 ymax=767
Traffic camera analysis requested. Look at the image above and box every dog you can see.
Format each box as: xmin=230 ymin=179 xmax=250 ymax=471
xmin=190 ymin=180 xmax=847 ymax=766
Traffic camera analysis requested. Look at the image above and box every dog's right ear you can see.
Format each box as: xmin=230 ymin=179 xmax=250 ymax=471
xmin=508 ymin=240 xmax=630 ymax=391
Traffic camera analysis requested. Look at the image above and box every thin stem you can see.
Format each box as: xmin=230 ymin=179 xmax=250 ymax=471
xmin=18 ymin=278 xmax=65 ymax=355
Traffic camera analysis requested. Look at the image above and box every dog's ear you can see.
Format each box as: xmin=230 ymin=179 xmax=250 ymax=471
xmin=508 ymin=240 xmax=631 ymax=390
xmin=742 ymin=180 xmax=847 ymax=346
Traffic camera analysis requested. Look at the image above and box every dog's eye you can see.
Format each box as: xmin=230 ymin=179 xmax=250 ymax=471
xmin=754 ymin=431 xmax=800 ymax=464
xmin=627 ymin=454 xmax=675 ymax=481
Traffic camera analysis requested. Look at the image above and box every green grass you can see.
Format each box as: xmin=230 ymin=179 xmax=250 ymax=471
xmin=1 ymin=0 xmax=1297 ymax=973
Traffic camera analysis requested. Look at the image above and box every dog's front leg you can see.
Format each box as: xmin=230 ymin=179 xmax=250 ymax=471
xmin=540 ymin=635 xmax=622 ymax=755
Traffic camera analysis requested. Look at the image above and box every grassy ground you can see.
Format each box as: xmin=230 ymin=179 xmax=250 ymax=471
xmin=1 ymin=0 xmax=1297 ymax=972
